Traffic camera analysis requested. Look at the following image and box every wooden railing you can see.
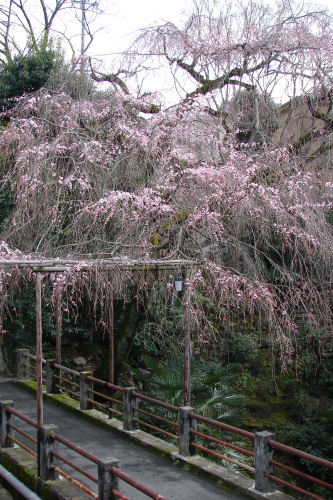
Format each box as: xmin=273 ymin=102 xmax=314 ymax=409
xmin=0 ymin=401 xmax=168 ymax=500
xmin=16 ymin=349 xmax=333 ymax=499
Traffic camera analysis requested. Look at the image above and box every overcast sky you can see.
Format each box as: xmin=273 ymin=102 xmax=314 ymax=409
xmin=74 ymin=0 xmax=195 ymax=104
xmin=81 ymin=0 xmax=333 ymax=105
xmin=88 ymin=0 xmax=193 ymax=63
xmin=19 ymin=0 xmax=333 ymax=105
xmin=20 ymin=1 xmax=333 ymax=63
xmin=95 ymin=0 xmax=333 ymax=55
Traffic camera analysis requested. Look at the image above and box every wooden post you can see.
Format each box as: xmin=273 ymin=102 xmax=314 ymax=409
xmin=98 ymin=458 xmax=120 ymax=500
xmin=0 ymin=298 xmax=6 ymax=375
xmin=183 ymin=273 xmax=191 ymax=406
xmin=36 ymin=272 xmax=43 ymax=430
xmin=178 ymin=406 xmax=196 ymax=456
xmin=46 ymin=359 xmax=60 ymax=394
xmin=80 ymin=371 xmax=93 ymax=410
xmin=0 ymin=401 xmax=14 ymax=448
xmin=38 ymin=424 xmax=58 ymax=480
xmin=17 ymin=349 xmax=29 ymax=379
xmin=254 ymin=431 xmax=275 ymax=492
xmin=122 ymin=387 xmax=139 ymax=431
xmin=109 ymin=288 xmax=114 ymax=385
xmin=55 ymin=285 xmax=62 ymax=365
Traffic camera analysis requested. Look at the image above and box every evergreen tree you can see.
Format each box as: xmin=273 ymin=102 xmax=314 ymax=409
xmin=0 ymin=51 xmax=59 ymax=119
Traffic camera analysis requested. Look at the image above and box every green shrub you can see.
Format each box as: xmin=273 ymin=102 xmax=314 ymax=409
xmin=283 ymin=423 xmax=333 ymax=483
xmin=0 ymin=51 xmax=59 ymax=116
xmin=225 ymin=331 xmax=259 ymax=363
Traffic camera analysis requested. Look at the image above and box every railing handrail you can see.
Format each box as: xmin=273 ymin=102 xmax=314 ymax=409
xmin=50 ymin=431 xmax=99 ymax=464
xmin=270 ymin=459 xmax=333 ymax=491
xmin=132 ymin=391 xmax=178 ymax=413
xmin=51 ymin=449 xmax=98 ymax=484
xmin=51 ymin=464 xmax=98 ymax=499
xmin=87 ymin=375 xmax=124 ymax=393
xmin=189 ymin=412 xmax=255 ymax=440
xmin=26 ymin=352 xmax=46 ymax=365
xmin=54 ymin=363 xmax=80 ymax=377
xmin=111 ymin=467 xmax=168 ymax=500
xmin=49 ymin=431 xmax=170 ymax=499
xmin=269 ymin=474 xmax=325 ymax=500
xmin=190 ymin=429 xmax=254 ymax=457
xmin=0 ymin=464 xmax=41 ymax=500
xmin=2 ymin=400 xmax=168 ymax=500
xmin=7 ymin=406 xmax=38 ymax=429
xmin=269 ymin=439 xmax=333 ymax=471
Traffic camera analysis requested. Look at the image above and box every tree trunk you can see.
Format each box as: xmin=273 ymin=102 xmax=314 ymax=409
xmin=95 ymin=292 xmax=147 ymax=383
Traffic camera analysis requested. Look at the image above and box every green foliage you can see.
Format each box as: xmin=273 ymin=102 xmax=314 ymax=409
xmin=132 ymin=326 xmax=161 ymax=356
xmin=125 ymin=354 xmax=245 ymax=424
xmin=3 ymin=283 xmax=55 ymax=364
xmin=225 ymin=330 xmax=260 ymax=363
xmin=0 ymin=187 xmax=14 ymax=230
xmin=2 ymin=282 xmax=95 ymax=366
xmin=0 ymin=51 xmax=59 ymax=113
xmin=291 ymin=329 xmax=333 ymax=388
xmin=283 ymin=422 xmax=333 ymax=486
xmin=326 ymin=209 xmax=333 ymax=225
xmin=230 ymin=367 xmax=257 ymax=396
xmin=131 ymin=292 xmax=184 ymax=358
xmin=125 ymin=352 xmax=248 ymax=472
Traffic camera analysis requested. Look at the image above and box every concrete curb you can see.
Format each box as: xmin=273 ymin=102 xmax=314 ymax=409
xmin=17 ymin=379 xmax=294 ymax=500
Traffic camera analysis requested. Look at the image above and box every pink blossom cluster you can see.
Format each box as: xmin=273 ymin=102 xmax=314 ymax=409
xmin=0 ymin=83 xmax=332 ymax=361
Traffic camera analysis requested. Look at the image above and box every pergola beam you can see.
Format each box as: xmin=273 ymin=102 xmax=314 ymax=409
xmin=0 ymin=258 xmax=198 ymax=270
xmin=1 ymin=256 xmax=198 ymax=417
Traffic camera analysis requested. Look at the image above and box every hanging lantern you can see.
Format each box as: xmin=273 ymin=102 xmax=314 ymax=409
xmin=174 ymin=274 xmax=183 ymax=292
xmin=49 ymin=272 xmax=56 ymax=283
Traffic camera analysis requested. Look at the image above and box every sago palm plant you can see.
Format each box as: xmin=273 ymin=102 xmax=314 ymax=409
xmin=125 ymin=354 xmax=249 ymax=472
xmin=125 ymin=354 xmax=245 ymax=425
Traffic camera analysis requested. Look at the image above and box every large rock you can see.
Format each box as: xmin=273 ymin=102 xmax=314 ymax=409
xmin=72 ymin=356 xmax=87 ymax=367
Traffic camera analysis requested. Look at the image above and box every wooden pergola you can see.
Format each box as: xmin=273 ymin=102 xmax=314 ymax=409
xmin=0 ymin=257 xmax=198 ymax=429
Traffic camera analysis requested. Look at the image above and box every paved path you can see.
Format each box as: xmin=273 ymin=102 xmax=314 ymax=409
xmin=0 ymin=380 xmax=244 ymax=500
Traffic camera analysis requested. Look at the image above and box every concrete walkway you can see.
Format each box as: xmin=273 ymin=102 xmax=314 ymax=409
xmin=0 ymin=380 xmax=245 ymax=500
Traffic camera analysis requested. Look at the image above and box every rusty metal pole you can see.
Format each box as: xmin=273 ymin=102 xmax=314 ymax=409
xmin=183 ymin=273 xmax=191 ymax=406
xmin=55 ymin=285 xmax=62 ymax=365
xmin=36 ymin=272 xmax=43 ymax=430
xmin=109 ymin=288 xmax=114 ymax=385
